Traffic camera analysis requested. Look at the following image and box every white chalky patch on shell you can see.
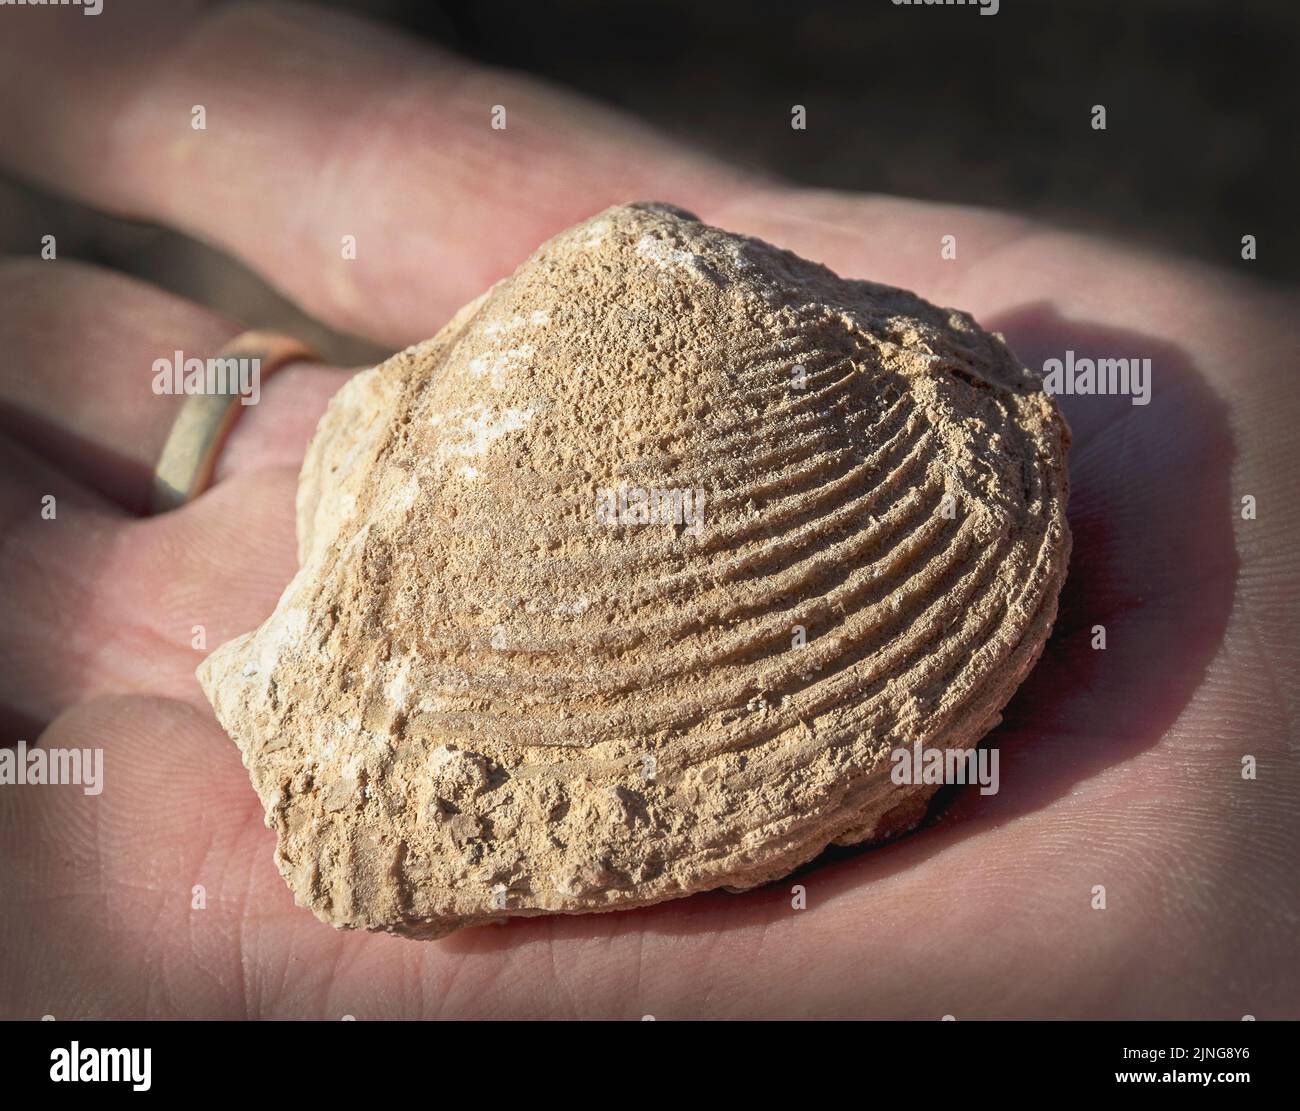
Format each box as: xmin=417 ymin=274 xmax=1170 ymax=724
xmin=385 ymin=473 xmax=420 ymax=514
xmin=241 ymin=607 xmax=308 ymax=680
xmin=581 ymin=218 xmax=611 ymax=247
xmin=635 ymin=234 xmax=710 ymax=277
xmin=483 ymin=312 xmax=552 ymax=337
xmin=383 ymin=656 xmax=413 ymax=707
xmin=430 ymin=404 xmax=537 ymax=470
xmin=483 ymin=314 xmax=525 ymax=338
xmin=467 ymin=345 xmax=532 ymax=390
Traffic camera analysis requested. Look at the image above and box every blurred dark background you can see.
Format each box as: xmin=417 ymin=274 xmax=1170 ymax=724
xmin=1 ymin=0 xmax=1294 ymax=363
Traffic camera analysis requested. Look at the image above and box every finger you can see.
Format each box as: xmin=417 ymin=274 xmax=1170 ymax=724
xmin=0 ymin=435 xmax=124 ymax=738
xmin=0 ymin=257 xmax=347 ymax=512
xmin=0 ymin=695 xmax=261 ymax=1019
xmin=0 ymin=1 xmax=753 ymax=347
xmin=0 ymin=459 xmax=304 ymax=738
xmin=0 ymin=256 xmax=235 ymax=510
xmin=0 ymin=259 xmax=349 ymax=728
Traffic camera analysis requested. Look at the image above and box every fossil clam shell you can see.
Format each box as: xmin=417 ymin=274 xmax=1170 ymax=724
xmin=199 ymin=202 xmax=1070 ymax=938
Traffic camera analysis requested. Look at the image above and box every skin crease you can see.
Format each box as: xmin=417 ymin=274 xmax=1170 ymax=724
xmin=0 ymin=2 xmax=1297 ymax=1019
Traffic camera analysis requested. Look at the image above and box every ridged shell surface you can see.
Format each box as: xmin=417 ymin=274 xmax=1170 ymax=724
xmin=199 ymin=203 xmax=1071 ymax=938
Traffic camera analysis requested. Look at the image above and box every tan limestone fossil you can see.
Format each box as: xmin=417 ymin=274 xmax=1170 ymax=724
xmin=198 ymin=202 xmax=1071 ymax=939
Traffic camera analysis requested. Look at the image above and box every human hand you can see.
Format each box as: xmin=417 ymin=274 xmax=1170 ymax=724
xmin=0 ymin=1 xmax=1294 ymax=1019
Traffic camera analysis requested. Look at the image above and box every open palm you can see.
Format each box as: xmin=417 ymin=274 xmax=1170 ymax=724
xmin=0 ymin=2 xmax=1294 ymax=1019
